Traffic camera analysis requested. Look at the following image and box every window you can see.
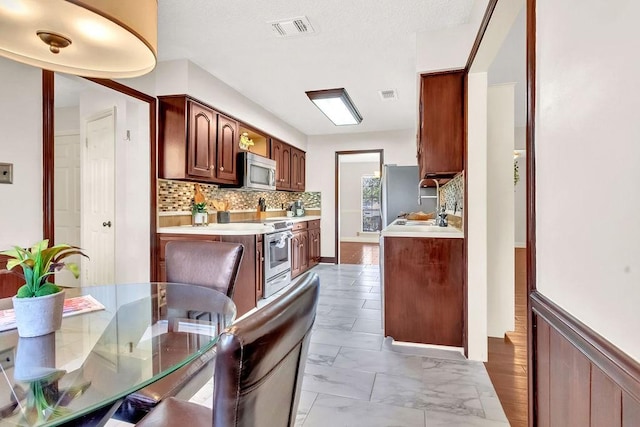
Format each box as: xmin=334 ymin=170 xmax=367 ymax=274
xmin=361 ymin=175 xmax=381 ymax=232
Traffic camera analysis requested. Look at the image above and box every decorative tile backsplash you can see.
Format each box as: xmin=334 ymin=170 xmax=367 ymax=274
xmin=158 ymin=179 xmax=321 ymax=212
xmin=439 ymin=172 xmax=464 ymax=214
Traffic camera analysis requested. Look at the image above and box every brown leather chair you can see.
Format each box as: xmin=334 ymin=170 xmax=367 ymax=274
xmin=135 ymin=271 xmax=320 ymax=427
xmin=166 ymin=240 xmax=244 ymax=297
xmin=114 ymin=240 xmax=244 ymax=423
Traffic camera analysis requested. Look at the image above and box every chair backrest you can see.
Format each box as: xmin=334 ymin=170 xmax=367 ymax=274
xmin=212 ymin=272 xmax=320 ymax=427
xmin=165 ymin=240 xmax=244 ymax=297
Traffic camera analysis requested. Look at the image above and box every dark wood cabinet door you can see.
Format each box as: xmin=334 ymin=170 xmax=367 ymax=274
xmin=383 ymin=237 xmax=464 ymax=346
xmin=271 ymin=138 xmax=292 ymax=190
xmin=300 ymin=231 xmax=309 ymax=272
xmin=291 ymin=232 xmax=302 ymax=278
xmin=187 ymin=101 xmax=216 ymax=179
xmin=309 ymin=227 xmax=320 ymax=267
xmin=255 ymin=235 xmax=264 ymax=301
xmin=291 ymin=148 xmax=300 ymax=191
xmin=419 ymin=71 xmax=464 ymax=178
xmin=216 ymin=114 xmax=238 ymax=184
xmin=295 ymin=150 xmax=306 ymax=191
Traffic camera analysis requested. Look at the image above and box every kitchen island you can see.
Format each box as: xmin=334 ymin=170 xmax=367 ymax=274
xmin=381 ymin=218 xmax=464 ymax=347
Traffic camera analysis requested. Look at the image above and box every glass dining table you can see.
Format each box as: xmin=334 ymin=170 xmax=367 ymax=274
xmin=0 ymin=283 xmax=236 ymax=426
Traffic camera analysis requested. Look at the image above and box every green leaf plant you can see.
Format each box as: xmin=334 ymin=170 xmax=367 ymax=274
xmin=0 ymin=240 xmax=88 ymax=298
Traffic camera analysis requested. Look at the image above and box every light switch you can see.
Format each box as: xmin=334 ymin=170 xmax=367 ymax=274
xmin=0 ymin=163 xmax=13 ymax=184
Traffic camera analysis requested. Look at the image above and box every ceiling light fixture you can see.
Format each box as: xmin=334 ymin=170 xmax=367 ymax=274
xmin=0 ymin=0 xmax=157 ymax=78
xmin=306 ymin=88 xmax=363 ymax=126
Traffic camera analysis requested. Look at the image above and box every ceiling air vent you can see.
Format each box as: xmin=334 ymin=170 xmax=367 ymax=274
xmin=269 ymin=16 xmax=315 ymax=38
xmin=378 ymin=89 xmax=398 ymax=101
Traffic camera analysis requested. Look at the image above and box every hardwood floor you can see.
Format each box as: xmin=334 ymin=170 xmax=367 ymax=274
xmin=485 ymin=247 xmax=528 ymax=427
xmin=339 ymin=242 xmax=379 ymax=265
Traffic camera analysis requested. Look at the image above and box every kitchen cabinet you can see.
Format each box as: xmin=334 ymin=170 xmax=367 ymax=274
xmin=270 ymin=138 xmax=291 ymax=190
xmin=291 ymin=220 xmax=320 ymax=278
xmin=156 ymin=233 xmax=259 ymax=317
xmin=291 ymin=147 xmax=306 ymax=191
xmin=256 ymin=234 xmax=264 ymax=301
xmin=0 ymin=255 xmax=22 ymax=298
xmin=216 ymin=114 xmax=239 ymax=184
xmin=383 ymin=236 xmax=464 ymax=346
xmin=291 ymin=221 xmax=307 ymax=278
xmin=418 ymin=71 xmax=464 ymax=183
xmin=269 ymin=138 xmax=305 ymax=192
xmin=158 ymin=95 xmax=239 ymax=185
xmin=308 ymin=220 xmax=321 ymax=268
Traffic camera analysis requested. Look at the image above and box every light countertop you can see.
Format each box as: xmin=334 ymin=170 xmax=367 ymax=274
xmin=381 ymin=219 xmax=463 ymax=239
xmin=157 ymin=215 xmax=322 ymax=236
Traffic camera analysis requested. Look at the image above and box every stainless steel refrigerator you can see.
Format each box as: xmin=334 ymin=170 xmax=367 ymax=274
xmin=380 ymin=165 xmax=437 ymax=227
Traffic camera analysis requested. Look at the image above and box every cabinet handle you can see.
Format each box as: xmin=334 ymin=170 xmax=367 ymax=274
xmin=102 ymin=221 xmax=112 ymax=228
xmin=219 ymin=166 xmax=224 ymax=171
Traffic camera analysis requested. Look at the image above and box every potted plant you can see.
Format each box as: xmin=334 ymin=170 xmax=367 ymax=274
xmin=0 ymin=240 xmax=87 ymax=337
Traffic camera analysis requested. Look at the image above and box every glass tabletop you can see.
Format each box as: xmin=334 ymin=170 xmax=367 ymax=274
xmin=0 ymin=283 xmax=236 ymax=426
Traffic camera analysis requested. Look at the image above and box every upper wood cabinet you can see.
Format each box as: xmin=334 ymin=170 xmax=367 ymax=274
xmin=270 ymin=138 xmax=305 ymax=192
xmin=291 ymin=147 xmax=306 ymax=191
xmin=418 ymin=71 xmax=465 ymax=181
xmin=216 ymin=114 xmax=238 ymax=183
xmin=159 ymin=95 xmax=239 ymax=185
xmin=271 ymin=138 xmax=291 ymax=190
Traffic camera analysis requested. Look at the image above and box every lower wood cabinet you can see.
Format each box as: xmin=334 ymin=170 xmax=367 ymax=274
xmin=291 ymin=220 xmax=320 ymax=279
xmin=383 ymin=237 xmax=464 ymax=347
xmin=157 ymin=233 xmax=261 ymax=317
xmin=0 ymin=255 xmax=23 ymax=299
xmin=308 ymin=220 xmax=321 ymax=268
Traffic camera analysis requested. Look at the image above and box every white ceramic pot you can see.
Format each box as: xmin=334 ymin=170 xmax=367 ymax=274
xmin=12 ymin=290 xmax=65 ymax=338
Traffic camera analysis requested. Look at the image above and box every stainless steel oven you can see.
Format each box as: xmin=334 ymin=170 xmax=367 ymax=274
xmin=263 ymin=221 xmax=293 ymax=297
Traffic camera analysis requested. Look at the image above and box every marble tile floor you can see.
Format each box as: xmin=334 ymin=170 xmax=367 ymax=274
xmin=107 ymin=263 xmax=508 ymax=427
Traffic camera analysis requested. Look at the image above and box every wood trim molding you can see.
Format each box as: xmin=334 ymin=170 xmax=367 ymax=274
xmin=526 ymin=0 xmax=537 ymax=425
xmin=334 ymin=149 xmax=384 ymax=265
xmin=531 ymin=291 xmax=640 ymax=404
xmin=464 ymin=0 xmax=499 ymax=71
xmin=42 ymin=70 xmax=55 ymax=242
xmin=42 ymin=75 xmax=158 ymax=281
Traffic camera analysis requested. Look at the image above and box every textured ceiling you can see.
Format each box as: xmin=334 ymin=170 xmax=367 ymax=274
xmin=157 ymin=0 xmax=479 ymax=136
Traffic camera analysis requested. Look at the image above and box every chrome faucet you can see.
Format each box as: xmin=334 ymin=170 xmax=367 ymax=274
xmin=418 ymin=178 xmax=440 ymax=208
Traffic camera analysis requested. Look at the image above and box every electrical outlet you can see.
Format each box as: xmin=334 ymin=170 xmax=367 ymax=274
xmin=0 ymin=163 xmax=13 ymax=184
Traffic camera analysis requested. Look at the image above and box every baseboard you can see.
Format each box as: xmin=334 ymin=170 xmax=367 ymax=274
xmin=532 ymin=291 xmax=640 ymax=424
xmin=319 ymin=257 xmax=336 ymax=264
xmin=340 ymin=237 xmax=380 ymax=243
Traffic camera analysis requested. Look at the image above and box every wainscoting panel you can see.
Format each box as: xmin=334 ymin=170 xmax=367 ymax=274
xmin=532 ymin=292 xmax=640 ymax=426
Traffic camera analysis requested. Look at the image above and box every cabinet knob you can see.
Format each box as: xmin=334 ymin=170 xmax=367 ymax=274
xmin=219 ymin=166 xmax=224 ymax=171
xmin=102 ymin=221 xmax=112 ymax=228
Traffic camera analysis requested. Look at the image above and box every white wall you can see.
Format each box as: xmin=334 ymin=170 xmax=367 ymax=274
xmin=467 ymin=72 xmax=489 ymax=361
xmin=487 ymin=84 xmax=515 ymax=338
xmin=306 ymin=129 xmax=416 ymax=258
xmin=514 ymin=127 xmax=526 ymax=247
xmin=339 ymin=161 xmax=379 ymax=240
xmin=0 ymin=58 xmax=42 ymax=250
xmin=536 ymin=0 xmax=640 ymax=361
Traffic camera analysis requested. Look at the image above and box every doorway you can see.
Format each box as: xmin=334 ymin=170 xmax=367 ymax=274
xmin=334 ymin=150 xmax=383 ymax=265
xmin=49 ymin=73 xmax=152 ymax=287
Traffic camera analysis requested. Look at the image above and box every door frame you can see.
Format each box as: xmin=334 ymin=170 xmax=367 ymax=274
xmin=42 ymin=72 xmax=158 ymax=281
xmin=334 ymin=149 xmax=384 ymax=264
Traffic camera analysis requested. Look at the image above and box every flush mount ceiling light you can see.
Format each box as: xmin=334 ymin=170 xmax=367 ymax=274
xmin=306 ymin=88 xmax=363 ymax=126
xmin=0 ymin=0 xmax=157 ymax=78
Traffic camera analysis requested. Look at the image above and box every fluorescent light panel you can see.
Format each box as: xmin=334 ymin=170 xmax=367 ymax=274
xmin=306 ymin=88 xmax=362 ymax=126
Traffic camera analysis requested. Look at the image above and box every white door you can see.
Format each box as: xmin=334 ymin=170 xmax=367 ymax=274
xmin=82 ymin=109 xmax=116 ymax=285
xmin=54 ymin=131 xmax=81 ymax=286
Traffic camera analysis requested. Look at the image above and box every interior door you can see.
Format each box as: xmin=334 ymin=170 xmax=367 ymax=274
xmin=54 ymin=132 xmax=81 ymax=286
xmin=83 ymin=109 xmax=116 ymax=285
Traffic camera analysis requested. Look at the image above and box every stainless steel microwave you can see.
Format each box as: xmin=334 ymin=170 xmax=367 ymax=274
xmin=238 ymin=152 xmax=276 ymax=191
